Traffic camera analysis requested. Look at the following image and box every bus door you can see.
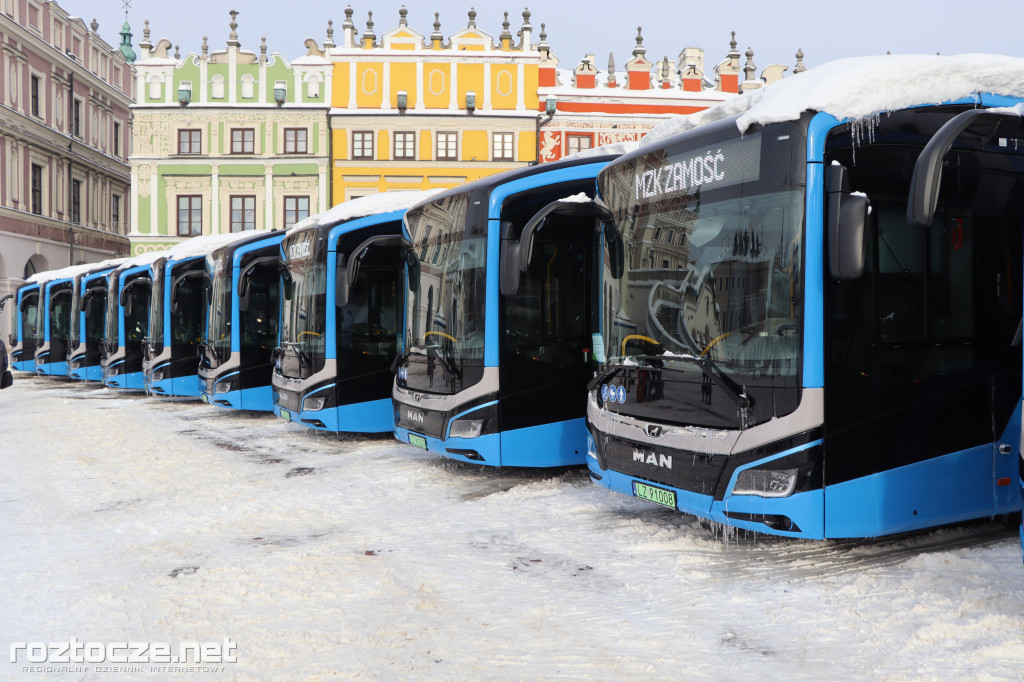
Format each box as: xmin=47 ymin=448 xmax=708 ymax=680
xmin=497 ymin=186 xmax=604 ymax=461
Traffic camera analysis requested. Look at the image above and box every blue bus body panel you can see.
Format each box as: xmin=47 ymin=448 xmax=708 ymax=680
xmin=149 ymin=373 xmax=200 ymax=397
xmin=277 ymin=398 xmax=394 ymax=433
xmin=36 ymin=361 xmax=69 ymax=377
xmin=70 ymin=365 xmax=103 ymax=382
xmin=825 ymin=443 xmax=1020 ymax=538
xmin=206 ymin=385 xmax=274 ymax=411
xmin=11 ymin=358 xmax=35 ymax=372
xmin=499 ymin=417 xmax=589 ymax=468
xmin=396 ymin=424 xmax=503 ymax=465
xmin=105 ymin=367 xmax=145 ymax=390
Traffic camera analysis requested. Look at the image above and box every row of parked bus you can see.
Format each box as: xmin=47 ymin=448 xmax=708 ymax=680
xmin=4 ymin=56 xmax=1023 ymax=554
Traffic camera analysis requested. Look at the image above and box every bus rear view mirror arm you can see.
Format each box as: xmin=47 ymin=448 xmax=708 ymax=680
xmin=500 ymin=197 xmax=612 ymax=296
xmin=908 ymin=108 xmax=1024 ymax=228
xmin=336 ymin=235 xmax=406 ymax=309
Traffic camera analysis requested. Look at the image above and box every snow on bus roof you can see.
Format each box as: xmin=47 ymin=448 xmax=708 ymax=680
xmin=164 ymin=229 xmax=275 ymax=260
xmin=641 ymin=53 xmax=1024 ymax=146
xmin=289 ymin=189 xmax=445 ymax=235
xmin=25 ymin=258 xmax=127 ymax=284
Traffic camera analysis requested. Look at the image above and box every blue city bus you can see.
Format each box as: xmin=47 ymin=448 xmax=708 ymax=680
xmin=392 ymin=156 xmax=619 ymax=467
xmin=102 ymin=253 xmax=161 ymax=390
xmin=141 ymin=234 xmax=253 ymax=398
xmin=34 ymin=266 xmax=82 ymax=377
xmin=272 ymin=192 xmax=436 ymax=432
xmin=4 ymin=282 xmax=41 ymax=372
xmin=199 ymin=230 xmax=286 ymax=411
xmin=585 ymin=59 xmax=1024 ymax=539
xmin=143 ymin=252 xmax=207 ymax=397
xmin=68 ymin=263 xmax=122 ymax=381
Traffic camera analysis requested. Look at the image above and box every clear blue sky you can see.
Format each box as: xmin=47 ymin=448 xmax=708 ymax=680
xmin=66 ymin=0 xmax=1023 ymax=75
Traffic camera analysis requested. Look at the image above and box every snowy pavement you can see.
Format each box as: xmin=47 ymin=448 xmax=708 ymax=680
xmin=2 ymin=374 xmax=1023 ymax=680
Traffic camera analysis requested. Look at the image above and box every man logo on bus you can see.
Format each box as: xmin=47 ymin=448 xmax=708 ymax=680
xmin=633 ymin=447 xmax=672 ymax=469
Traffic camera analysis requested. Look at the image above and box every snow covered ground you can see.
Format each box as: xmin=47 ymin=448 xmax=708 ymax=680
xmin=2 ymin=374 xmax=1023 ymax=680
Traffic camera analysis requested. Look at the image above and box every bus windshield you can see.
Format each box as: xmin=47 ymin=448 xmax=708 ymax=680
xmin=598 ymin=120 xmax=806 ymax=393
xmin=279 ymin=229 xmax=327 ymax=379
xmin=148 ymin=260 xmax=166 ymax=351
xmin=204 ymin=251 xmax=232 ymax=365
xmin=401 ymin=192 xmax=486 ymax=394
xmin=104 ymin=272 xmax=120 ymax=351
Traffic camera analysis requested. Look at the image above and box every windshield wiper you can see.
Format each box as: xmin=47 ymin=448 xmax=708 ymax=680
xmin=597 ymin=353 xmax=753 ymax=412
xmin=389 ymin=351 xmax=408 ymax=374
xmin=653 ymin=354 xmax=753 ymax=411
xmin=586 ymin=365 xmax=623 ymax=392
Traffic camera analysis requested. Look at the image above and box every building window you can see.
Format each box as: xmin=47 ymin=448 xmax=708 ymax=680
xmin=436 ymin=132 xmax=457 ymax=160
xmin=284 ymin=128 xmax=307 ymax=154
xmin=113 ymin=122 xmax=121 ymax=157
xmin=352 ymin=131 xmax=374 ymax=159
xmin=71 ymin=179 xmax=82 ymax=224
xmin=31 ymin=75 xmax=40 ymax=117
xmin=230 ymin=196 xmax=256 ymax=232
xmin=177 ymin=129 xmax=201 ymax=155
xmin=72 ymin=99 xmax=81 ymax=138
xmin=492 ymin=132 xmax=514 ymax=161
xmin=567 ymin=134 xmax=593 ymax=155
xmin=177 ymin=195 xmax=202 ymax=236
xmin=231 ymin=128 xmax=255 ymax=154
xmin=283 ymin=196 xmax=310 ymax=229
xmin=112 ymin=195 xmax=121 ymax=231
xmin=394 ymin=131 xmax=416 ymax=160
xmin=30 ymin=164 xmax=42 ymax=215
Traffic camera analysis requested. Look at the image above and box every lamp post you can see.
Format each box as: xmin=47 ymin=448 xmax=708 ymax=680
xmin=534 ymin=96 xmax=556 ymax=165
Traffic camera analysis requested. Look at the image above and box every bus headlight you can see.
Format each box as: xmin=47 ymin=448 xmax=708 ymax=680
xmin=449 ymin=418 xmax=483 ymax=439
xmin=151 ymin=368 xmax=166 ymax=383
xmin=107 ymin=365 xmax=120 ymax=377
xmin=215 ymin=377 xmax=237 ymax=394
xmin=733 ymin=468 xmax=798 ymax=498
xmin=302 ymin=395 xmax=327 ymax=412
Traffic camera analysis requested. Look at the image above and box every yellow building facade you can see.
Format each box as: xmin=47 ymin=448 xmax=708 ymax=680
xmin=328 ymin=8 xmax=541 ymax=203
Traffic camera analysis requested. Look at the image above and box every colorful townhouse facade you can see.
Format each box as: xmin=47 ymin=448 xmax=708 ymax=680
xmin=0 ymin=0 xmax=134 ymax=340
xmin=327 ymin=8 xmax=545 ymax=204
xmin=129 ymin=12 xmax=331 ymax=255
xmin=128 ymin=7 xmax=806 ymax=254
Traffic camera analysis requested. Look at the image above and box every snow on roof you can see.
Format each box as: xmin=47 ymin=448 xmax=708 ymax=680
xmin=563 ymin=140 xmax=639 ymax=161
xmin=641 ymin=53 xmax=1024 ymax=147
xmin=25 ymin=258 xmax=128 ymax=284
xmin=288 ymin=189 xmax=445 ymax=235
xmin=165 ymin=230 xmax=275 ymax=260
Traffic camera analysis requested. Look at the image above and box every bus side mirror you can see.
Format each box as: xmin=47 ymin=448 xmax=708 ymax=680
xmin=604 ymin=222 xmax=624 ymax=280
xmin=336 ymin=256 xmax=350 ymax=310
xmin=827 ymin=164 xmax=870 ymax=280
xmin=277 ymin=262 xmax=294 ymax=301
xmin=405 ymin=250 xmax=419 ymax=294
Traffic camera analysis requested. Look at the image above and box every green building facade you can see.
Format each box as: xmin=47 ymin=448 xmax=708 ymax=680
xmin=129 ymin=11 xmax=332 ymax=255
